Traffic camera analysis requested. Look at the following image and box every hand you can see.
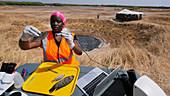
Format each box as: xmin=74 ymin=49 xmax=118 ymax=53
xmin=20 ymin=25 xmax=41 ymax=41
xmin=61 ymin=28 xmax=75 ymax=49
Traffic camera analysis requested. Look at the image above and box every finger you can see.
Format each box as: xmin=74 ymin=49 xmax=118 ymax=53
xmin=61 ymin=32 xmax=70 ymax=37
xmin=28 ymin=29 xmax=40 ymax=37
xmin=61 ymin=32 xmax=68 ymax=36
xmin=61 ymin=28 xmax=70 ymax=34
xmin=62 ymin=35 xmax=69 ymax=38
xmin=62 ymin=28 xmax=68 ymax=32
xmin=62 ymin=35 xmax=70 ymax=40
xmin=61 ymin=31 xmax=69 ymax=35
xmin=30 ymin=26 xmax=41 ymax=35
xmin=61 ymin=30 xmax=71 ymax=35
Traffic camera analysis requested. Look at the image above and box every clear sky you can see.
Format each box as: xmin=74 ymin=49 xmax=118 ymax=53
xmin=2 ymin=0 xmax=170 ymax=7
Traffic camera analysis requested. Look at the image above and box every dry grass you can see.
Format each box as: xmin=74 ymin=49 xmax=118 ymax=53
xmin=77 ymin=41 xmax=170 ymax=94
xmin=0 ymin=6 xmax=169 ymax=95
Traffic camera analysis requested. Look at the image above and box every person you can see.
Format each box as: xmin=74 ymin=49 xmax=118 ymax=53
xmin=19 ymin=11 xmax=82 ymax=65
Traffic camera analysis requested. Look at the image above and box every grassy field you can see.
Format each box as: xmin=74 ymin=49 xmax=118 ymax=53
xmin=0 ymin=6 xmax=169 ymax=95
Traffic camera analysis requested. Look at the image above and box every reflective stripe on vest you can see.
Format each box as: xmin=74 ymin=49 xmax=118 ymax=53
xmin=42 ymin=31 xmax=74 ymax=63
xmin=43 ymin=53 xmax=73 ymax=63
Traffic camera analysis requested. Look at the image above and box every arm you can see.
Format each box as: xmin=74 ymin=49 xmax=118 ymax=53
xmin=19 ymin=25 xmax=43 ymax=50
xmin=19 ymin=39 xmax=41 ymax=50
xmin=61 ymin=28 xmax=82 ymax=55
xmin=72 ymin=40 xmax=82 ymax=55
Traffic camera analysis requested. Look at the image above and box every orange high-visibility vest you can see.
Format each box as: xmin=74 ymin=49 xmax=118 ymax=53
xmin=42 ymin=31 xmax=80 ymax=65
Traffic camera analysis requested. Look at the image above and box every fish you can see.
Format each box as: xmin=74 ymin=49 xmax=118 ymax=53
xmin=47 ymin=68 xmax=58 ymax=74
xmin=32 ymin=31 xmax=48 ymax=42
xmin=52 ymin=74 xmax=65 ymax=82
xmin=49 ymin=75 xmax=74 ymax=93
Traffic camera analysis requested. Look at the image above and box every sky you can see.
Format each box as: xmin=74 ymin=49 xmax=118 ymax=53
xmin=2 ymin=0 xmax=170 ymax=7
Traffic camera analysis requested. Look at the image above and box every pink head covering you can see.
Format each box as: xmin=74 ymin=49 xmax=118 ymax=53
xmin=50 ymin=11 xmax=66 ymax=27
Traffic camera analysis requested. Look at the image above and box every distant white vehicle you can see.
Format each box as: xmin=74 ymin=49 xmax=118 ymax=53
xmin=116 ymin=9 xmax=144 ymax=21
xmin=117 ymin=9 xmax=144 ymax=15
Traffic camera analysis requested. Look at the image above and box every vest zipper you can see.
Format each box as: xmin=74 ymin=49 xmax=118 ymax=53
xmin=58 ymin=46 xmax=60 ymax=63
xmin=53 ymin=33 xmax=62 ymax=63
